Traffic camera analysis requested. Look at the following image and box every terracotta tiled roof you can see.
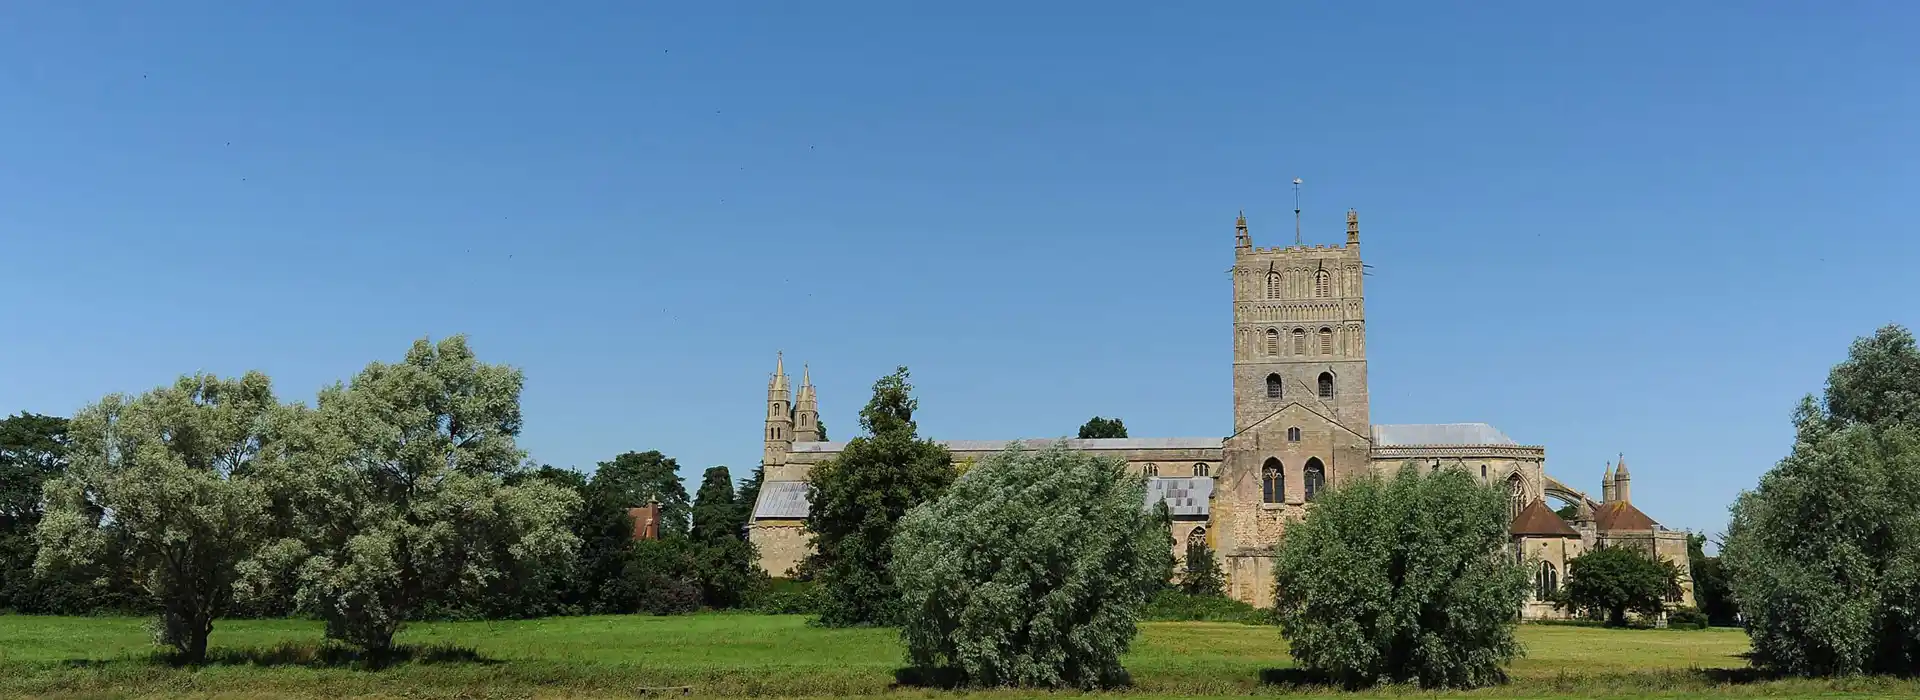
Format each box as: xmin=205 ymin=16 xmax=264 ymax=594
xmin=1511 ymin=499 xmax=1579 ymax=537
xmin=1595 ymin=501 xmax=1658 ymax=532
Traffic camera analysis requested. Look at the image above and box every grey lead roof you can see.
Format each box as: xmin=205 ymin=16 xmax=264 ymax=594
xmin=790 ymin=437 xmax=1222 ymax=453
xmin=751 ymin=476 xmax=1215 ymax=520
xmin=1146 ymin=477 xmax=1213 ymax=517
xmin=1370 ymin=423 xmax=1517 ymax=446
xmin=752 ymin=481 xmax=810 ymax=519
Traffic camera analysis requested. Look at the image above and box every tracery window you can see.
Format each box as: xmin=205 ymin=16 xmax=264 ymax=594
xmin=1537 ymin=561 xmax=1559 ymax=600
xmin=1303 ymin=458 xmax=1326 ymax=502
xmin=1508 ymin=473 xmax=1526 ymax=521
xmin=1262 ymin=459 xmax=1284 ymax=503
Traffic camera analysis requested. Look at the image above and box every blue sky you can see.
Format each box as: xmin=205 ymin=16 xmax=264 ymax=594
xmin=1 ymin=1 xmax=1913 ymax=539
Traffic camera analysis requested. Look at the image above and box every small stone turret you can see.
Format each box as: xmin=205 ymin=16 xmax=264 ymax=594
xmin=1613 ymin=454 xmax=1632 ymax=504
xmin=794 ymin=364 xmax=820 ymax=442
xmin=1602 ymin=461 xmax=1616 ymax=503
xmin=763 ymin=352 xmax=793 ymax=467
xmin=1235 ymin=211 xmax=1251 ymax=250
xmin=1346 ymin=209 xmax=1360 ymax=245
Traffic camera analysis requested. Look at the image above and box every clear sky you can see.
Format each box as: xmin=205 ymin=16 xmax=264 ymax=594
xmin=1 ymin=2 xmax=1913 ymax=540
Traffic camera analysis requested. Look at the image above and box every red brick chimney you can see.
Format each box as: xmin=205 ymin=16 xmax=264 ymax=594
xmin=628 ymin=499 xmax=663 ymax=541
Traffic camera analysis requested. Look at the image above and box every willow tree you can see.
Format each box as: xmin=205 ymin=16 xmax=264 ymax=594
xmin=35 ymin=373 xmax=282 ymax=662
xmin=265 ymin=336 xmax=579 ymax=652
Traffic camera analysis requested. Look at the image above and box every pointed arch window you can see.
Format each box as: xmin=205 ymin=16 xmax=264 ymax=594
xmin=1507 ymin=473 xmax=1526 ymax=521
xmin=1292 ymin=328 xmax=1306 ymax=354
xmin=1187 ymin=526 xmax=1209 ymax=561
xmin=1194 ymin=462 xmax=1209 ymax=477
xmin=1265 ymin=329 xmax=1280 ymax=356
xmin=1319 ymin=327 xmax=1334 ymax=355
xmin=1267 ymin=272 xmax=1282 ymax=299
xmin=1315 ymin=270 xmax=1332 ymax=298
xmin=1304 ymin=458 xmax=1327 ymax=502
xmin=1262 ymin=459 xmax=1284 ymax=504
xmin=1536 ymin=561 xmax=1559 ymax=600
xmin=1317 ymin=372 xmax=1334 ymax=399
xmin=1266 ymin=373 xmax=1282 ymax=398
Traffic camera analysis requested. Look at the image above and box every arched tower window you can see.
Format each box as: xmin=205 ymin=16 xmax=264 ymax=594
xmin=1194 ymin=462 xmax=1209 ymax=477
xmin=1143 ymin=462 xmax=1158 ymax=477
xmin=1262 ymin=459 xmax=1284 ymax=504
xmin=1317 ymin=372 xmax=1335 ymax=399
xmin=1315 ymin=270 xmax=1331 ymax=298
xmin=1265 ymin=329 xmax=1279 ymax=356
xmin=1507 ymin=472 xmax=1526 ymax=521
xmin=1292 ymin=328 xmax=1306 ymax=354
xmin=1536 ymin=561 xmax=1559 ymax=600
xmin=1319 ymin=327 xmax=1334 ymax=355
xmin=1304 ymin=458 xmax=1327 ymax=502
xmin=1265 ymin=373 xmax=1282 ymax=398
xmin=1267 ymin=272 xmax=1282 ymax=299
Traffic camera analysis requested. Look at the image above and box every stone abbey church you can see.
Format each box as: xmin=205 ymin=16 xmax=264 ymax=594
xmin=748 ymin=210 xmax=1693 ymax=616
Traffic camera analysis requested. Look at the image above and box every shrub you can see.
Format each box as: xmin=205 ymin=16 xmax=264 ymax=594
xmin=1271 ymin=464 xmax=1529 ymax=689
xmin=1177 ymin=542 xmax=1227 ymax=597
xmin=1667 ymin=606 xmax=1709 ymax=630
xmin=892 ymin=443 xmax=1165 ymax=689
xmin=752 ymin=579 xmax=821 ymax=615
xmin=1141 ymin=589 xmax=1268 ymax=624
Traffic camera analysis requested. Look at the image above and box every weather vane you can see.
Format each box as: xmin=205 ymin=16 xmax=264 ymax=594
xmin=1292 ymin=177 xmax=1304 ymax=246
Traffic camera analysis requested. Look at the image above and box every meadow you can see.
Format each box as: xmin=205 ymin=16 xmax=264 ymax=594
xmin=0 ymin=614 xmax=1913 ymax=699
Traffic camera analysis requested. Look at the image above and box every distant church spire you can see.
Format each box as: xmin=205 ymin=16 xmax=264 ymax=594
xmin=1235 ymin=211 xmax=1251 ymax=250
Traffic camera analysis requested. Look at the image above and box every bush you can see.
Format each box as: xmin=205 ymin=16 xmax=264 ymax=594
xmin=1141 ymin=589 xmax=1268 ymax=624
xmin=1177 ymin=542 xmax=1228 ymax=597
xmin=1667 ymin=607 xmax=1709 ymax=630
xmin=752 ymin=579 xmax=821 ymax=615
xmin=892 ymin=443 xmax=1165 ymax=689
xmin=1271 ymin=464 xmax=1529 ymax=689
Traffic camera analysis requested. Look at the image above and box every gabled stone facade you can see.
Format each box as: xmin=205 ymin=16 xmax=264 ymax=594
xmin=747 ymin=210 xmax=1692 ymax=616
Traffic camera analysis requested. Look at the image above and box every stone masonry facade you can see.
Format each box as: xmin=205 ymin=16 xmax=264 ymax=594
xmin=747 ymin=210 xmax=1693 ymax=617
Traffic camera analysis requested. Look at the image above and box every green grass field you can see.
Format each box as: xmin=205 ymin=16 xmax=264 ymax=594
xmin=0 ymin=614 xmax=1912 ymax=699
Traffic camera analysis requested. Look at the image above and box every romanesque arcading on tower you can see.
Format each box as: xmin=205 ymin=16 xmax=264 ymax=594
xmin=1613 ymin=454 xmax=1631 ymax=503
xmin=1235 ymin=211 xmax=1251 ymax=250
xmin=1346 ymin=209 xmax=1360 ymax=245
xmin=794 ymin=363 xmax=821 ymax=443
xmin=1602 ymin=461 xmax=1616 ymax=503
xmin=763 ymin=352 xmax=794 ymax=467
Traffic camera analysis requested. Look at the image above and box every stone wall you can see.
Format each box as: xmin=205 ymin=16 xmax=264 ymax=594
xmin=749 ymin=520 xmax=810 ymax=578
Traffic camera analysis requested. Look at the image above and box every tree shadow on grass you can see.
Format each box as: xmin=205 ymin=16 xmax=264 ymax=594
xmin=1258 ymin=667 xmax=1353 ymax=690
xmin=134 ymin=642 xmax=501 ymax=671
xmin=892 ymin=666 xmax=1134 ymax=691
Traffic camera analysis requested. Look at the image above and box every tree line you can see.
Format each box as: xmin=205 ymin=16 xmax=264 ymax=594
xmin=5 ymin=324 xmax=1917 ymax=684
xmin=0 ymin=336 xmax=769 ymax=661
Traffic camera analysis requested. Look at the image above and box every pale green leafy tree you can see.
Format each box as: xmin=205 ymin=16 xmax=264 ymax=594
xmin=261 ymin=336 xmax=579 ymax=652
xmin=34 ymin=372 xmax=282 ymax=662
xmin=892 ymin=443 xmax=1165 ymax=689
xmin=1271 ymin=464 xmax=1529 ymax=689
xmin=1721 ymin=325 xmax=1920 ymax=676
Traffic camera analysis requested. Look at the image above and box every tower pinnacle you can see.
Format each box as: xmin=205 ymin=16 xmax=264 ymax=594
xmin=1347 ymin=209 xmax=1360 ymax=245
xmin=1235 ymin=211 xmax=1251 ymax=250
